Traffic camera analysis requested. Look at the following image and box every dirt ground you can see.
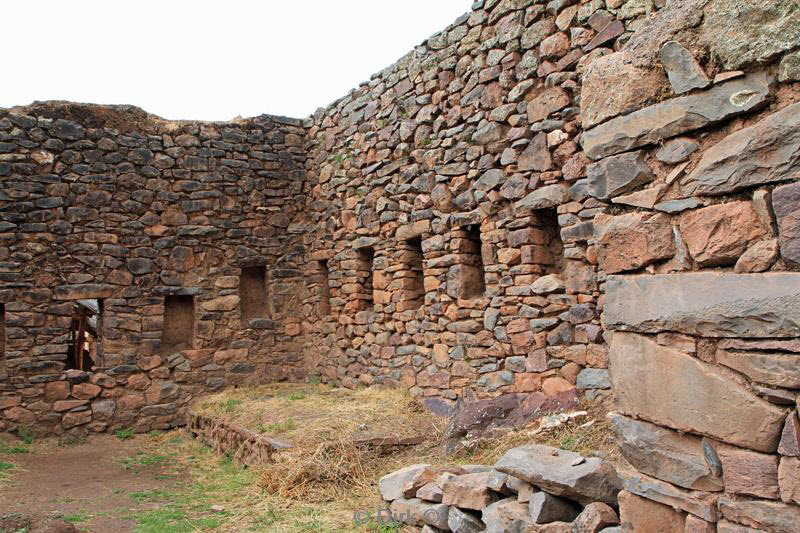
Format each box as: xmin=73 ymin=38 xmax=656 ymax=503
xmin=0 ymin=434 xmax=184 ymax=532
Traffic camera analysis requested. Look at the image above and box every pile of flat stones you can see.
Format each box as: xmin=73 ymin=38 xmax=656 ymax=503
xmin=378 ymin=444 xmax=622 ymax=532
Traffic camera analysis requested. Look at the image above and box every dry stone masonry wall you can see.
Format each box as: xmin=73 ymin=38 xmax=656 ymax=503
xmin=0 ymin=103 xmax=307 ymax=435
xmin=2 ymin=0 xmax=800 ymax=530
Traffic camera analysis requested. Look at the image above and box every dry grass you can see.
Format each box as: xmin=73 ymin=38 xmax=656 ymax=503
xmin=190 ymin=383 xmax=622 ymax=532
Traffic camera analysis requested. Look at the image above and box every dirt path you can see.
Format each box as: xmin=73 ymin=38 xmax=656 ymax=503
xmin=0 ymin=434 xmax=184 ymax=532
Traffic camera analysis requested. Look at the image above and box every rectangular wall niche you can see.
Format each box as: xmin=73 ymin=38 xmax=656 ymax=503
xmin=240 ymin=266 xmax=271 ymax=322
xmin=317 ymin=260 xmax=331 ymax=315
xmin=448 ymin=225 xmax=486 ymax=300
xmin=0 ymin=304 xmax=5 ymax=376
xmin=162 ymin=295 xmax=194 ymax=351
xmin=356 ymin=247 xmax=375 ymax=311
xmin=400 ymin=238 xmax=425 ymax=310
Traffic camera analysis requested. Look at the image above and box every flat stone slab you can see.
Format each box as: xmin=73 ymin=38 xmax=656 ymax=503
xmin=582 ymin=72 xmax=771 ymax=160
xmin=681 ymin=102 xmax=800 ymax=196
xmin=610 ymin=333 xmax=785 ymax=453
xmin=611 ymin=414 xmax=722 ymax=492
xmin=621 ymin=471 xmax=718 ymax=522
xmin=494 ymin=444 xmax=621 ymax=505
xmin=718 ymin=496 xmax=800 ymax=533
xmin=604 ymin=272 xmax=800 ymax=338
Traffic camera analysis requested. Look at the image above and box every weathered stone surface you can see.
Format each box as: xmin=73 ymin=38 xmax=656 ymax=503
xmin=779 ymin=412 xmax=800 ymax=456
xmin=582 ymin=72 xmax=772 ymax=160
xmin=772 ymin=182 xmax=800 ymax=266
xmin=202 ymin=295 xmax=239 ymax=312
xmin=594 ymin=212 xmax=674 ymax=274
xmin=779 ymin=50 xmax=800 ymax=82
xmin=576 ymin=369 xmax=610 ymax=390
xmin=620 ymin=471 xmax=718 ymax=522
xmin=713 ymin=442 xmax=779 ymax=499
xmin=448 ymin=506 xmax=485 ymax=533
xmin=586 ymin=150 xmax=653 ymax=200
xmin=778 ymin=456 xmax=800 ymax=504
xmin=734 ymin=239 xmax=780 ymax=273
xmin=610 ymin=333 xmax=786 ymax=452
xmin=527 ymin=88 xmax=571 ymax=124
xmin=716 ymin=350 xmax=800 ymax=389
xmin=678 ymin=202 xmax=768 ymax=267
xmin=716 ymin=520 xmax=767 ymax=533
xmin=573 ymin=502 xmax=619 ymax=533
xmin=389 ymin=497 xmax=450 ymax=529
xmin=703 ymin=0 xmax=800 ymax=70
xmin=482 ymin=497 xmax=531 ymax=533
xmin=604 ymin=273 xmax=800 ymax=338
xmin=528 ymin=491 xmax=580 ymax=524
xmin=684 ymin=515 xmax=716 ymax=533
xmin=518 ymin=133 xmax=554 ymax=172
xmin=405 ymin=466 xmax=466 ymax=499
xmin=610 ymin=185 xmax=667 ymax=209
xmin=659 ymin=41 xmax=710 ymax=94
xmin=610 ymin=414 xmax=723 ymax=492
xmin=53 ymin=284 xmax=115 ymax=300
xmin=718 ymin=496 xmax=800 ymax=533
xmin=682 ymin=102 xmax=800 ymax=196
xmin=655 ymin=137 xmax=699 ymax=164
xmin=494 ymin=444 xmax=622 ymax=505
xmin=618 ymin=490 xmax=686 ymax=533
xmin=441 ymin=471 xmax=499 ymax=511
xmin=516 ymin=184 xmax=569 ymax=210
xmin=580 ymin=52 xmax=668 ymax=129
xmin=379 ymin=464 xmax=431 ymax=501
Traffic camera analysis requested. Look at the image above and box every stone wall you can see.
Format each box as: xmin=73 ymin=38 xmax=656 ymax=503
xmin=0 ymin=102 xmax=307 ymax=436
xmin=3 ymin=1 xmax=800 ymax=527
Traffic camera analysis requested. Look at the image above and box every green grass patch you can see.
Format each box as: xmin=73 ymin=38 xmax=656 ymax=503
xmin=0 ymin=460 xmax=14 ymax=479
xmin=64 ymin=510 xmax=92 ymax=524
xmin=130 ymin=489 xmax=178 ymax=503
xmin=220 ymin=399 xmax=241 ymax=413
xmin=17 ymin=426 xmax=34 ymax=445
xmin=118 ymin=452 xmax=171 ymax=472
xmin=262 ymin=418 xmax=295 ymax=434
xmin=0 ymin=440 xmax=29 ymax=454
xmin=115 ymin=427 xmax=135 ymax=440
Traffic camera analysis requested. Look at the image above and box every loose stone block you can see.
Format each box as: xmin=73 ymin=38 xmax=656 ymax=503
xmin=660 ymin=41 xmax=711 ymax=94
xmin=528 ymin=491 xmax=580 ymax=524
xmin=618 ymin=490 xmax=686 ymax=533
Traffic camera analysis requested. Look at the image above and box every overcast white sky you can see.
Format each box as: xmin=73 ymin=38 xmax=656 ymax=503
xmin=3 ymin=1 xmax=467 ymax=121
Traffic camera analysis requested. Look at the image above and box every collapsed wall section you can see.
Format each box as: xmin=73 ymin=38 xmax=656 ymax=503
xmin=0 ymin=102 xmax=308 ymax=436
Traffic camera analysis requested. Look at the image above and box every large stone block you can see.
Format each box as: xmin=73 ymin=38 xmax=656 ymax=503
xmin=703 ymin=0 xmax=800 ymax=70
xmin=610 ymin=414 xmax=722 ymax=492
xmin=772 ymin=182 xmax=800 ymax=266
xmin=494 ymin=444 xmax=621 ymax=505
xmin=678 ymin=202 xmax=768 ymax=267
xmin=716 ymin=350 xmax=800 ymax=389
xmin=620 ymin=471 xmax=718 ymax=522
xmin=610 ymin=333 xmax=785 ymax=452
xmin=618 ymin=490 xmax=686 ymax=533
xmin=594 ymin=212 xmax=674 ymax=274
xmin=718 ymin=496 xmax=800 ymax=533
xmin=582 ymin=73 xmax=771 ymax=160
xmin=586 ymin=150 xmax=654 ymax=200
xmin=681 ymin=103 xmax=800 ymax=196
xmin=604 ymin=273 xmax=800 ymax=338
xmin=712 ymin=442 xmax=780 ymax=499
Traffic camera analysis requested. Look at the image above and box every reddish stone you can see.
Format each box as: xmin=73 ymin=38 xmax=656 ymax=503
xmin=44 ymin=381 xmax=71 ymax=402
xmin=72 ymin=383 xmax=102 ymax=400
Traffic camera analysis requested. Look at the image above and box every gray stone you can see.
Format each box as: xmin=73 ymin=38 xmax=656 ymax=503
xmin=653 ymin=197 xmax=701 ymax=214
xmin=389 ymin=498 xmax=450 ymax=529
xmin=620 ymin=471 xmax=718 ymax=522
xmin=582 ymin=72 xmax=772 ymax=160
xmin=716 ymin=350 xmax=800 ymax=389
xmin=379 ymin=464 xmax=431 ymax=501
xmin=610 ymin=332 xmax=786 ymax=453
xmin=659 ymin=41 xmax=711 ymax=94
xmin=604 ymin=273 xmax=800 ymax=338
xmin=611 ymin=414 xmax=723 ymax=492
xmin=576 ymin=369 xmax=610 ymax=390
xmin=682 ymin=102 xmax=800 ymax=196
xmin=772 ymin=182 xmax=800 ymax=266
xmin=494 ymin=444 xmax=622 ymax=505
xmin=528 ymin=491 xmax=580 ymax=524
xmin=655 ymin=137 xmax=699 ymax=164
xmin=482 ymin=497 xmax=531 ymax=533
xmin=703 ymin=0 xmax=800 ymax=70
xmin=779 ymin=50 xmax=800 ymax=82
xmin=586 ymin=150 xmax=654 ymax=200
xmin=515 ymin=183 xmax=569 ymax=210
xmin=718 ymin=496 xmax=800 ymax=533
xmin=448 ymin=506 xmax=485 ymax=533
xmin=475 ymin=169 xmax=505 ymax=192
